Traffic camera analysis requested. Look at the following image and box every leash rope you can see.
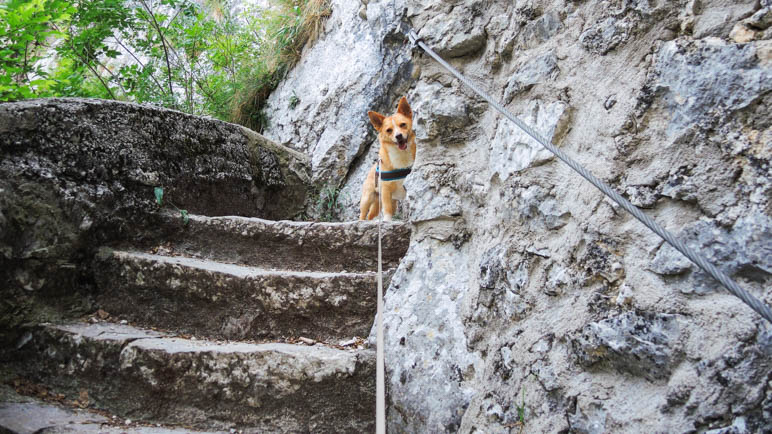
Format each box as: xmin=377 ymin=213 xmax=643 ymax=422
xmin=403 ymin=27 xmax=772 ymax=324
xmin=376 ymin=159 xmax=386 ymax=434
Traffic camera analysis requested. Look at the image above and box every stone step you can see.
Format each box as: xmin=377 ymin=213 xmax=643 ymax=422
xmin=0 ymin=401 xmax=225 ymax=433
xmin=138 ymin=211 xmax=411 ymax=273
xmin=93 ymin=249 xmax=385 ymax=342
xmin=11 ymin=322 xmax=375 ymax=432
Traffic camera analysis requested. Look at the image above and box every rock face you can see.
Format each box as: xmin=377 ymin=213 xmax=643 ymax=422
xmin=262 ymin=0 xmax=412 ymax=190
xmin=0 ymin=98 xmax=310 ymax=348
xmin=263 ymin=0 xmax=772 ymax=432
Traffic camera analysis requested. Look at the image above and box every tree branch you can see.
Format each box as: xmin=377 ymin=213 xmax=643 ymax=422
xmin=22 ymin=40 xmax=30 ymax=85
xmin=138 ymin=0 xmax=175 ymax=105
xmin=92 ymin=55 xmax=129 ymax=96
xmin=113 ymin=34 xmax=167 ymax=96
xmin=52 ymin=23 xmax=115 ymax=99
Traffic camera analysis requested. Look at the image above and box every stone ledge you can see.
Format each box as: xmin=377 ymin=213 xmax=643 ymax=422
xmin=10 ymin=322 xmax=375 ymax=432
xmin=93 ymin=249 xmax=383 ymax=342
xmin=141 ymin=211 xmax=411 ymax=272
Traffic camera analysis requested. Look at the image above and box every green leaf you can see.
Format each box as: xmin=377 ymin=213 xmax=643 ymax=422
xmin=180 ymin=209 xmax=189 ymax=225
xmin=154 ymin=186 xmax=163 ymax=205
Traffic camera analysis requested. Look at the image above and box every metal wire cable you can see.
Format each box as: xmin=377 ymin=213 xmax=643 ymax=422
xmin=406 ymin=29 xmax=772 ymax=324
xmin=376 ymin=159 xmax=386 ymax=434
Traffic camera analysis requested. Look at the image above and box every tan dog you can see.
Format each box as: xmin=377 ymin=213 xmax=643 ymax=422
xmin=359 ymin=97 xmax=416 ymax=221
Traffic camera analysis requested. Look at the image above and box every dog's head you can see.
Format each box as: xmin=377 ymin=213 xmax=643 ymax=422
xmin=368 ymin=97 xmax=413 ymax=151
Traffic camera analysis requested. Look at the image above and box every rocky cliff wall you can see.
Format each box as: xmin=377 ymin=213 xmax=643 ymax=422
xmin=263 ymin=0 xmax=772 ymax=432
xmin=0 ymin=98 xmax=309 ymax=348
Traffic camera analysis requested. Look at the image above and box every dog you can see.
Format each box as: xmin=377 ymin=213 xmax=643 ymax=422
xmin=359 ymin=96 xmax=416 ymax=221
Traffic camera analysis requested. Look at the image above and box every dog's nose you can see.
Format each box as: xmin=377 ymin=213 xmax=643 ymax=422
xmin=396 ymin=133 xmax=404 ymax=141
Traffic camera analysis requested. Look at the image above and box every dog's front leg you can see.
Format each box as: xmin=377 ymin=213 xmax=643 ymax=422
xmin=381 ymin=184 xmax=396 ymax=221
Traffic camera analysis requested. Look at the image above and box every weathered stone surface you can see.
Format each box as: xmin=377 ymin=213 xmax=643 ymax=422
xmin=0 ymin=402 xmax=109 ymax=434
xmin=404 ymin=164 xmax=465 ymax=224
xmin=0 ymin=98 xmax=309 ymax=220
xmin=412 ymin=81 xmax=474 ymax=145
xmin=580 ymin=16 xmax=636 ymax=55
xmin=502 ymin=52 xmax=559 ymax=103
xmin=650 ymin=213 xmax=771 ymax=294
xmin=488 ymin=100 xmax=570 ymax=181
xmin=692 ymin=0 xmax=758 ymax=38
xmin=571 ymin=311 xmax=682 ymax=381
xmin=10 ymin=323 xmax=374 ymax=432
xmin=0 ymin=400 xmax=219 ymax=433
xmin=143 ymin=211 xmax=410 ymax=273
xmin=0 ymin=98 xmax=310 ymax=347
xmin=514 ymin=185 xmax=571 ymax=230
xmin=93 ymin=250 xmax=380 ymax=342
xmin=260 ymin=0 xmax=772 ymax=432
xmin=516 ymin=11 xmax=562 ymax=49
xmin=375 ymin=239 xmax=482 ymax=432
xmin=746 ymin=6 xmax=772 ymax=31
xmin=417 ymin=3 xmax=487 ymax=58
xmin=650 ymin=38 xmax=772 ymax=136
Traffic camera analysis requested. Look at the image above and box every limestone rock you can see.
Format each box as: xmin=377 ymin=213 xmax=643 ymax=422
xmin=417 ymin=3 xmax=487 ymax=58
xmin=692 ymin=0 xmax=758 ymax=39
xmin=580 ymin=16 xmax=635 ymax=55
xmin=568 ymin=402 xmax=607 ymax=434
xmin=650 ymin=213 xmax=772 ymax=294
xmin=372 ymin=239 xmax=482 ymax=432
xmin=404 ymin=163 xmax=464 ymax=223
xmin=412 ymin=81 xmax=473 ymax=145
xmin=745 ymin=7 xmax=772 ymax=30
xmin=730 ymin=23 xmax=757 ymax=43
xmin=262 ymin=0 xmax=412 ymax=187
xmin=650 ymin=38 xmax=772 ymax=137
xmin=489 ymin=100 xmax=570 ymax=181
xmin=571 ymin=311 xmax=682 ymax=381
xmin=502 ymin=52 xmax=559 ymax=103
xmin=516 ymin=11 xmax=562 ymax=50
xmin=275 ymin=0 xmax=772 ymax=431
xmin=0 ymin=98 xmax=309 ymax=347
xmin=515 ymin=185 xmax=571 ymax=230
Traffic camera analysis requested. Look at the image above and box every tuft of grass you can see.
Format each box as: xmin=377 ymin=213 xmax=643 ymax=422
xmin=517 ymin=385 xmax=526 ymax=425
xmin=311 ymin=182 xmax=347 ymax=222
xmin=289 ymin=89 xmax=299 ymax=108
xmin=231 ymin=0 xmax=330 ymax=132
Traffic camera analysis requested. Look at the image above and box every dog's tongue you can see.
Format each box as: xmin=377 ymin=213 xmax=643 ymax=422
xmin=398 ymin=142 xmax=407 ymax=150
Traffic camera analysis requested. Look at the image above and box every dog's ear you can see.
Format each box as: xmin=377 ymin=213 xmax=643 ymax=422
xmin=397 ymin=96 xmax=412 ymax=118
xmin=368 ymin=111 xmax=385 ymax=131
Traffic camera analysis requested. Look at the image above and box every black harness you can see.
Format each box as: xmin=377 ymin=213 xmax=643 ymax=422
xmin=377 ymin=167 xmax=412 ymax=181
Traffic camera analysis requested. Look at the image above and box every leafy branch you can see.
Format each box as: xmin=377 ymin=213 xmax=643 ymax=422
xmin=137 ymin=0 xmax=174 ymax=104
xmin=1 ymin=0 xmax=331 ymax=129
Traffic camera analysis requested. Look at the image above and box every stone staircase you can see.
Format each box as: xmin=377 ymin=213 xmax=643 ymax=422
xmin=2 ymin=212 xmax=410 ymax=433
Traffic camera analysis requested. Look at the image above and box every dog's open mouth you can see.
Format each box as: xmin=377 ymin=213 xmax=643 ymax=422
xmin=397 ymin=138 xmax=408 ymax=150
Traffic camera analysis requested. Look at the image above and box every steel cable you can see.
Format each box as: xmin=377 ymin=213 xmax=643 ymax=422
xmin=406 ymin=29 xmax=772 ymax=324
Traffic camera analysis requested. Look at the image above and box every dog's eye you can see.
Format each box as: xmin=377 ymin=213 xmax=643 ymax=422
xmin=386 ymin=128 xmax=393 ymax=133
xmin=400 ymin=123 xmax=407 ymax=128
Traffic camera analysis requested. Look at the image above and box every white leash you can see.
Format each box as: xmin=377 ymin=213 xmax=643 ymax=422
xmin=376 ymin=159 xmax=386 ymax=433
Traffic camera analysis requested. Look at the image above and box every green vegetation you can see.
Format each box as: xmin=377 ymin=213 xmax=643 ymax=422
xmin=516 ymin=385 xmax=526 ymax=426
xmin=154 ymin=186 xmax=189 ymax=225
xmin=311 ymin=182 xmax=348 ymax=222
xmin=0 ymin=0 xmax=330 ymax=131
